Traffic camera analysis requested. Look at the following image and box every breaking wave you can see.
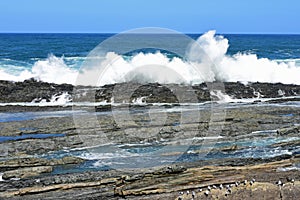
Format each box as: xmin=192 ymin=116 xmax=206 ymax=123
xmin=1 ymin=31 xmax=300 ymax=85
xmin=0 ymin=55 xmax=78 ymax=84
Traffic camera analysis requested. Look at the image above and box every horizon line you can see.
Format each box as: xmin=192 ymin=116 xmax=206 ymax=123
xmin=0 ymin=31 xmax=300 ymax=35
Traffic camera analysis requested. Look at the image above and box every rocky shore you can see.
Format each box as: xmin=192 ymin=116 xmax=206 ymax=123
xmin=0 ymin=156 xmax=299 ymax=199
xmin=1 ymin=79 xmax=300 ymax=104
xmin=0 ymin=80 xmax=300 ymax=199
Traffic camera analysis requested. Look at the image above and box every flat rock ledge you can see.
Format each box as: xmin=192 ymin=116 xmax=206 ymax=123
xmin=0 ymin=156 xmax=85 ymax=179
xmin=0 ymin=156 xmax=85 ymax=169
xmin=0 ymin=157 xmax=299 ymax=199
xmin=3 ymin=166 xmax=53 ymax=179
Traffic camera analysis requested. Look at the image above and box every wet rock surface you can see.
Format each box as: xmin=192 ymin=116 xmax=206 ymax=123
xmin=0 ymin=79 xmax=74 ymax=103
xmin=1 ymin=105 xmax=299 ymax=156
xmin=0 ymin=80 xmax=300 ymax=199
xmin=0 ymin=156 xmax=85 ymax=180
xmin=1 ymin=80 xmax=300 ymax=103
xmin=0 ymin=103 xmax=299 ymax=199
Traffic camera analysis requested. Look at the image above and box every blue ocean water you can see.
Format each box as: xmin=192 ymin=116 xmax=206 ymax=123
xmin=0 ymin=32 xmax=300 ymax=85
xmin=1 ymin=33 xmax=300 ymax=61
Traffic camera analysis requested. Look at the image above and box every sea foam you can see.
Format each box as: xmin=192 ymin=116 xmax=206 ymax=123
xmin=1 ymin=31 xmax=300 ymax=85
xmin=0 ymin=55 xmax=78 ymax=84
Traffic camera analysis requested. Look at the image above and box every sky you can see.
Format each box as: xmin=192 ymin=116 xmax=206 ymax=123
xmin=0 ymin=0 xmax=299 ymax=34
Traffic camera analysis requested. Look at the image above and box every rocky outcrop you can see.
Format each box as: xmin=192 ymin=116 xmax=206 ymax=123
xmin=2 ymin=166 xmax=53 ymax=179
xmin=0 ymin=79 xmax=73 ymax=103
xmin=1 ymin=79 xmax=300 ymax=103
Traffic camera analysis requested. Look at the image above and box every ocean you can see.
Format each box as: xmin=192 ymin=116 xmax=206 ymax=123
xmin=1 ymin=31 xmax=300 ymax=85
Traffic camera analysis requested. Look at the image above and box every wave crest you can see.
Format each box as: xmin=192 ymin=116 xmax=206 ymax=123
xmin=1 ymin=31 xmax=300 ymax=85
xmin=0 ymin=54 xmax=78 ymax=84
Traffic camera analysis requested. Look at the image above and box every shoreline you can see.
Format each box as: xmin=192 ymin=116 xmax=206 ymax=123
xmin=1 ymin=79 xmax=300 ymax=103
xmin=0 ymin=80 xmax=300 ymax=199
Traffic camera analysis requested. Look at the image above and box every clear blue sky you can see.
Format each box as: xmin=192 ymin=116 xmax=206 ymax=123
xmin=0 ymin=0 xmax=299 ymax=34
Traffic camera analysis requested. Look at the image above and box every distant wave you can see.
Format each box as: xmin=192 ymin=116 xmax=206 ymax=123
xmin=0 ymin=55 xmax=78 ymax=84
xmin=1 ymin=30 xmax=300 ymax=85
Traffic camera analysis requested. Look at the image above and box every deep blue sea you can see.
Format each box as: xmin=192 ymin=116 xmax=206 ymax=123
xmin=1 ymin=33 xmax=300 ymax=60
xmin=0 ymin=32 xmax=300 ymax=85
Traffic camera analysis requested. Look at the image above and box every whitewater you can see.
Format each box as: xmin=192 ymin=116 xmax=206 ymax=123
xmin=1 ymin=31 xmax=300 ymax=85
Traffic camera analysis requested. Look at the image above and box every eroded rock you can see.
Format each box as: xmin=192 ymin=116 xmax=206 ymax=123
xmin=277 ymin=125 xmax=300 ymax=135
xmin=2 ymin=166 xmax=53 ymax=179
xmin=0 ymin=156 xmax=85 ymax=170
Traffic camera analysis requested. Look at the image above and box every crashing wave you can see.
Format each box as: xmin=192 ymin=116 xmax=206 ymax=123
xmin=1 ymin=31 xmax=300 ymax=85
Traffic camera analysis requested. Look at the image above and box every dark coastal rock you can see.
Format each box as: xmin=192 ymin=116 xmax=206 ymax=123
xmin=0 ymin=79 xmax=73 ymax=103
xmin=1 ymin=79 xmax=300 ymax=103
xmin=73 ymin=81 xmax=300 ymax=103
xmin=224 ymin=82 xmax=300 ymax=99
xmin=153 ymin=165 xmax=186 ymax=175
xmin=220 ymin=144 xmax=239 ymax=152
